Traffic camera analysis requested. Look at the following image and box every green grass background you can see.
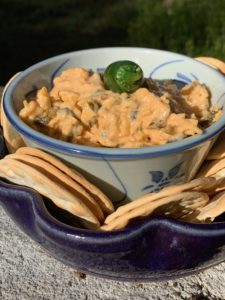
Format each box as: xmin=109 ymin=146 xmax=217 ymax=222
xmin=1 ymin=0 xmax=225 ymax=84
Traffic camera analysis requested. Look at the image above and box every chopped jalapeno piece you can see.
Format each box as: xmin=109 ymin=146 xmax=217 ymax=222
xmin=103 ymin=60 xmax=144 ymax=93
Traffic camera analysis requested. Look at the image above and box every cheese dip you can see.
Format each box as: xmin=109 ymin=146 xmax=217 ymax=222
xmin=19 ymin=68 xmax=222 ymax=148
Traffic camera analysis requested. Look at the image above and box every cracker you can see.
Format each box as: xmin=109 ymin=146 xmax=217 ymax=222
xmin=206 ymin=132 xmax=225 ymax=160
xmin=0 ymin=158 xmax=100 ymax=229
xmin=202 ymin=177 xmax=225 ymax=196
xmin=16 ymin=147 xmax=114 ymax=215
xmin=101 ymin=191 xmax=209 ymax=231
xmin=104 ymin=177 xmax=216 ymax=225
xmin=196 ymin=157 xmax=225 ymax=178
xmin=5 ymin=153 xmax=105 ymax=222
xmin=193 ymin=191 xmax=225 ymax=223
xmin=195 ymin=57 xmax=225 ymax=74
xmin=153 ymin=192 xmax=209 ymax=220
xmin=1 ymin=73 xmax=25 ymax=153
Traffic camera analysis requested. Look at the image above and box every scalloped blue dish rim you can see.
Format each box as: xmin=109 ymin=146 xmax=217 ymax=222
xmin=0 ymin=177 xmax=225 ymax=282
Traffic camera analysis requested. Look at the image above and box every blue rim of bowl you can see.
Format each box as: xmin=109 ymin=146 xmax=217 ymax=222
xmin=3 ymin=47 xmax=225 ymax=159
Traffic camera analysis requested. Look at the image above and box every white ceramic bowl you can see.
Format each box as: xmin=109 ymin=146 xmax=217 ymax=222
xmin=3 ymin=47 xmax=225 ymax=205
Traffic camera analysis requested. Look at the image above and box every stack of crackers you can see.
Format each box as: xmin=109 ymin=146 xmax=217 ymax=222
xmin=0 ymin=74 xmax=26 ymax=153
xmin=0 ymin=57 xmax=225 ymax=231
xmin=101 ymin=176 xmax=225 ymax=230
xmin=0 ymin=147 xmax=115 ymax=229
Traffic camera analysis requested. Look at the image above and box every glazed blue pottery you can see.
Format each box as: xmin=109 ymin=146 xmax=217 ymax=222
xmin=0 ymin=133 xmax=225 ymax=282
xmin=1 ymin=47 xmax=225 ymax=281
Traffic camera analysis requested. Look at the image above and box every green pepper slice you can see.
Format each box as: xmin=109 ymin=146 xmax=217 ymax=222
xmin=103 ymin=60 xmax=144 ymax=93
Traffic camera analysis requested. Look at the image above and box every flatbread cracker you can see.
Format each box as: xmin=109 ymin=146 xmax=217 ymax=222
xmin=5 ymin=153 xmax=105 ymax=222
xmin=16 ymin=147 xmax=114 ymax=215
xmin=104 ymin=177 xmax=216 ymax=225
xmin=196 ymin=57 xmax=225 ymax=74
xmin=196 ymin=157 xmax=225 ymax=178
xmin=201 ymin=177 xmax=225 ymax=196
xmin=206 ymin=132 xmax=225 ymax=160
xmin=192 ymin=191 xmax=225 ymax=223
xmin=0 ymin=158 xmax=100 ymax=229
xmin=1 ymin=73 xmax=25 ymax=153
xmin=101 ymin=191 xmax=209 ymax=231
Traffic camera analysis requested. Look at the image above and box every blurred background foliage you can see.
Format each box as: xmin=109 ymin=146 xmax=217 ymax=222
xmin=0 ymin=0 xmax=225 ymax=84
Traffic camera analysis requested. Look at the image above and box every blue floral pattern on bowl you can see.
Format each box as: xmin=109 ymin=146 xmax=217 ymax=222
xmin=142 ymin=162 xmax=184 ymax=192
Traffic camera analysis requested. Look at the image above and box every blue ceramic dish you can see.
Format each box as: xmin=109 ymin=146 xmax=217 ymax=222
xmin=0 ymin=133 xmax=225 ymax=282
xmin=1 ymin=48 xmax=225 ymax=281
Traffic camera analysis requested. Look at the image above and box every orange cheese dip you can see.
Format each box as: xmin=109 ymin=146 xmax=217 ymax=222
xmin=19 ymin=68 xmax=221 ymax=148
